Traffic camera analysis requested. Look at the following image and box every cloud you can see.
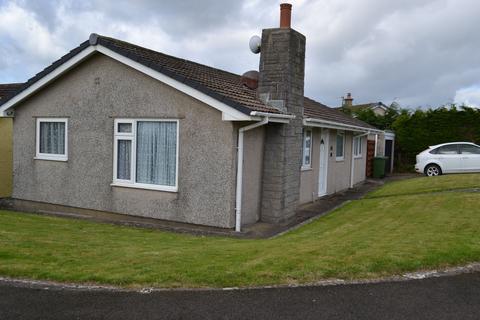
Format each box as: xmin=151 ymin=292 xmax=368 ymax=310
xmin=1 ymin=0 xmax=479 ymax=108
xmin=454 ymin=86 xmax=480 ymax=108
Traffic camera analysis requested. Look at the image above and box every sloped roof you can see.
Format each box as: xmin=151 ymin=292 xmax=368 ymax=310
xmin=337 ymin=102 xmax=388 ymax=112
xmin=96 ymin=36 xmax=280 ymax=114
xmin=0 ymin=35 xmax=280 ymax=115
xmin=0 ymin=83 xmax=24 ymax=101
xmin=0 ymin=34 xmax=378 ymax=131
xmin=304 ymin=97 xmax=377 ymax=130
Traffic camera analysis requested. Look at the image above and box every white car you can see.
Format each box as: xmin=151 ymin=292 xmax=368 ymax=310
xmin=415 ymin=142 xmax=480 ymax=176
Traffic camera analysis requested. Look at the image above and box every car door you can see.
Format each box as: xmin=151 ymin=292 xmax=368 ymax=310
xmin=431 ymin=144 xmax=461 ymax=173
xmin=459 ymin=144 xmax=480 ymax=172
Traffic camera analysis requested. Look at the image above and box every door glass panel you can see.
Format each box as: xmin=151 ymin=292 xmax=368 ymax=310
xmin=460 ymin=145 xmax=480 ymax=154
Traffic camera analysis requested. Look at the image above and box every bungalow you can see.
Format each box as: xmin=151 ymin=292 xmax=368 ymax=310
xmin=0 ymin=4 xmax=383 ymax=231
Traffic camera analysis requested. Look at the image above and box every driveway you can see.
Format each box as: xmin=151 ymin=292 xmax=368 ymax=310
xmin=1 ymin=272 xmax=479 ymax=319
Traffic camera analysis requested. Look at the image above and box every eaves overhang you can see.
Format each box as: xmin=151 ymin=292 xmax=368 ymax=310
xmin=303 ymin=117 xmax=383 ymax=134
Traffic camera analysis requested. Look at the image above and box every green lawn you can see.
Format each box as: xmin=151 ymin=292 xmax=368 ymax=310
xmin=368 ymin=173 xmax=480 ymax=198
xmin=0 ymin=174 xmax=479 ymax=288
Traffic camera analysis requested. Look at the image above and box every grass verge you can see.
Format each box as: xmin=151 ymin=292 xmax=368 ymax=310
xmin=0 ymin=174 xmax=479 ymax=288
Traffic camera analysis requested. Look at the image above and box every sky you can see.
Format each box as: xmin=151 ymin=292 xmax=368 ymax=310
xmin=1 ymin=0 xmax=479 ymax=108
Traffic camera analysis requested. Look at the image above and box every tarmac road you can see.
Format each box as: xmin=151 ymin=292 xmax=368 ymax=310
xmin=1 ymin=272 xmax=479 ymax=319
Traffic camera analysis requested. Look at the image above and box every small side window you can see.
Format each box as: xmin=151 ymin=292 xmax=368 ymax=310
xmin=302 ymin=128 xmax=312 ymax=169
xmin=353 ymin=136 xmax=362 ymax=158
xmin=117 ymin=123 xmax=132 ymax=133
xmin=336 ymin=131 xmax=345 ymax=161
xmin=434 ymin=145 xmax=459 ymax=155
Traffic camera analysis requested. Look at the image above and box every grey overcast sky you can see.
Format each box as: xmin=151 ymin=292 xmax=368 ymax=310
xmin=1 ymin=0 xmax=479 ymax=108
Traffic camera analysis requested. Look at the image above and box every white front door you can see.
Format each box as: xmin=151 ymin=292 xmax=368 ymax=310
xmin=318 ymin=129 xmax=329 ymax=197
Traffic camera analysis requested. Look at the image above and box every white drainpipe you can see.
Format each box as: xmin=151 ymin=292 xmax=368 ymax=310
xmin=235 ymin=117 xmax=269 ymax=232
xmin=374 ymin=134 xmax=378 ymax=157
xmin=350 ymin=132 xmax=370 ymax=189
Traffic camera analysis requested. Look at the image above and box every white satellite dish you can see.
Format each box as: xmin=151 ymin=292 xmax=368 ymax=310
xmin=249 ymin=35 xmax=261 ymax=54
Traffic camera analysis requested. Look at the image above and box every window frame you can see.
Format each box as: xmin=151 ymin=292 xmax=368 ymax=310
xmin=35 ymin=117 xmax=69 ymax=162
xmin=112 ymin=118 xmax=179 ymax=193
xmin=336 ymin=131 xmax=345 ymax=161
xmin=353 ymin=136 xmax=363 ymax=158
xmin=302 ymin=128 xmax=313 ymax=170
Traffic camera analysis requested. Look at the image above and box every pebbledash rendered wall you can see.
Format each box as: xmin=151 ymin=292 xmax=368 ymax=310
xmin=299 ymin=128 xmax=368 ymax=205
xmin=11 ymin=53 xmax=238 ymax=228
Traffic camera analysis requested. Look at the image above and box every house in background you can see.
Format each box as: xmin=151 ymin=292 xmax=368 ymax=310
xmin=341 ymin=92 xmax=389 ymax=116
xmin=338 ymin=93 xmax=395 ymax=175
xmin=0 ymin=83 xmax=23 ymax=197
xmin=0 ymin=4 xmax=383 ymax=231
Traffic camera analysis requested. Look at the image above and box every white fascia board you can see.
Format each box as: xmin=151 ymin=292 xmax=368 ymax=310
xmin=96 ymin=46 xmax=253 ymax=121
xmin=303 ymin=118 xmax=384 ymax=134
xmin=267 ymin=118 xmax=290 ymax=123
xmin=249 ymin=111 xmax=294 ymax=123
xmin=0 ymin=46 xmax=97 ymax=116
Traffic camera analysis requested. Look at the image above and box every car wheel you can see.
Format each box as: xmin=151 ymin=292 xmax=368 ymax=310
xmin=425 ymin=164 xmax=442 ymax=176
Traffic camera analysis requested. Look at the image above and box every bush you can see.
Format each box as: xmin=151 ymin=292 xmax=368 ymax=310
xmin=392 ymin=105 xmax=480 ymax=170
xmin=345 ymin=104 xmax=480 ymax=172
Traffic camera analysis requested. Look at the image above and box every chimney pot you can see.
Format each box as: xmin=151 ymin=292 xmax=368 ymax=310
xmin=280 ymin=3 xmax=292 ymax=28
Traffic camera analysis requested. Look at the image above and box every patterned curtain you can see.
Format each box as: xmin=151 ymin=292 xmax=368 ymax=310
xmin=136 ymin=121 xmax=177 ymax=186
xmin=40 ymin=122 xmax=65 ymax=154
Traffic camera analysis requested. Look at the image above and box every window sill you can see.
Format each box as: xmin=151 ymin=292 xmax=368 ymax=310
xmin=34 ymin=156 xmax=68 ymax=162
xmin=335 ymin=157 xmax=344 ymax=162
xmin=354 ymin=155 xmax=363 ymax=159
xmin=301 ymin=166 xmax=312 ymax=172
xmin=111 ymin=182 xmax=178 ymax=193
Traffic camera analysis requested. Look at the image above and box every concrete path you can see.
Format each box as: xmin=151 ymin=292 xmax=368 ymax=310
xmin=1 ymin=272 xmax=479 ymax=319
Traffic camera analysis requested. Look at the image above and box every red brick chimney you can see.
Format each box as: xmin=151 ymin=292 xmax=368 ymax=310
xmin=280 ymin=3 xmax=292 ymax=28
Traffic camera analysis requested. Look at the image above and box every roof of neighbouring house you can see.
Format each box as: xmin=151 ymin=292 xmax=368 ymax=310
xmin=337 ymin=102 xmax=388 ymax=112
xmin=0 ymin=34 xmax=377 ymax=131
xmin=0 ymin=83 xmax=24 ymax=101
xmin=304 ymin=97 xmax=378 ymax=130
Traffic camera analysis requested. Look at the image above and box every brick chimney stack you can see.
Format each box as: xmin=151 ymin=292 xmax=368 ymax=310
xmin=258 ymin=3 xmax=306 ymax=224
xmin=343 ymin=93 xmax=353 ymax=107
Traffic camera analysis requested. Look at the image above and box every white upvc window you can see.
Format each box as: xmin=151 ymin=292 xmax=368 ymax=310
xmin=112 ymin=119 xmax=179 ymax=192
xmin=302 ymin=128 xmax=313 ymax=169
xmin=353 ymin=136 xmax=363 ymax=158
xmin=35 ymin=118 xmax=68 ymax=161
xmin=336 ymin=131 xmax=345 ymax=161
